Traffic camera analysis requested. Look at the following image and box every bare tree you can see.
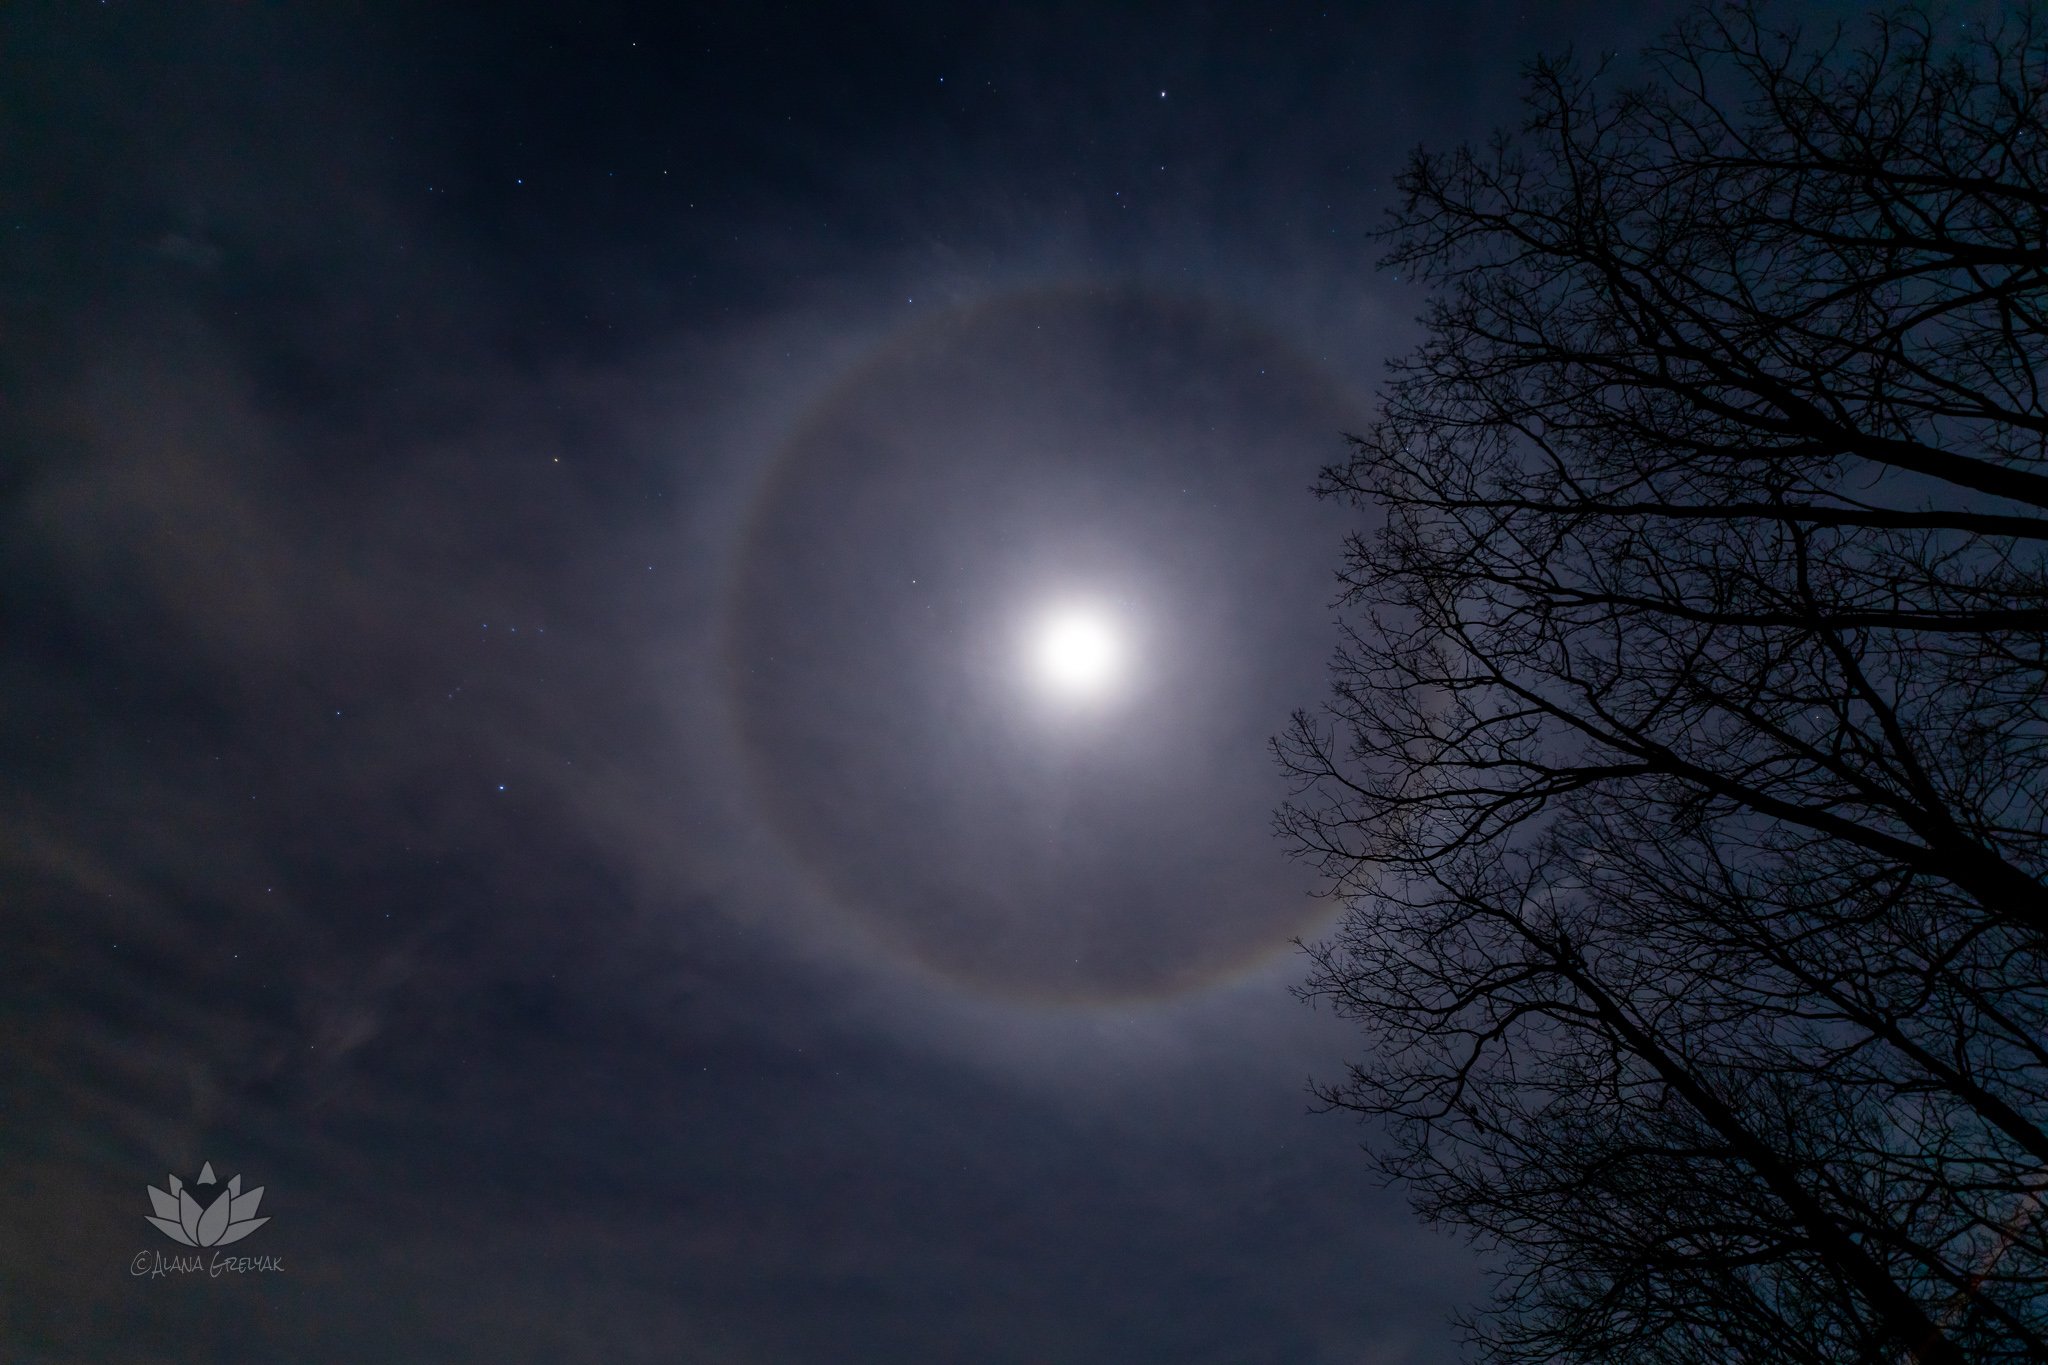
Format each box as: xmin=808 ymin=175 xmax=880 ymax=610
xmin=1278 ymin=7 xmax=2048 ymax=1362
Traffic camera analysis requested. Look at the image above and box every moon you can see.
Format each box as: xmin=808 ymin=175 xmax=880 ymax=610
xmin=722 ymin=287 xmax=1362 ymax=1001
xmin=1031 ymin=605 xmax=1123 ymax=698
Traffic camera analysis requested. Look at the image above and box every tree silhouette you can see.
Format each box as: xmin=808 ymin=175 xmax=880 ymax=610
xmin=1277 ymin=6 xmax=2048 ymax=1361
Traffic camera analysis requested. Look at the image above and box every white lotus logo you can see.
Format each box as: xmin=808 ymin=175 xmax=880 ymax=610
xmin=145 ymin=1162 xmax=268 ymax=1247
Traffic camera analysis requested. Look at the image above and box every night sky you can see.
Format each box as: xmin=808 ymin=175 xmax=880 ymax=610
xmin=3 ymin=3 xmax=1704 ymax=1360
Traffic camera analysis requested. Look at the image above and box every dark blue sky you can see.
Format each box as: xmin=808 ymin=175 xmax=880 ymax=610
xmin=1 ymin=2 xmax=1713 ymax=1360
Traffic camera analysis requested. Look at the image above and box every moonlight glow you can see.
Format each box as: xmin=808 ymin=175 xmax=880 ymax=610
xmin=1030 ymin=605 xmax=1123 ymax=697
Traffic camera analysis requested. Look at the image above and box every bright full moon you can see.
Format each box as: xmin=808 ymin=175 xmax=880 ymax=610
xmin=1031 ymin=605 xmax=1123 ymax=698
